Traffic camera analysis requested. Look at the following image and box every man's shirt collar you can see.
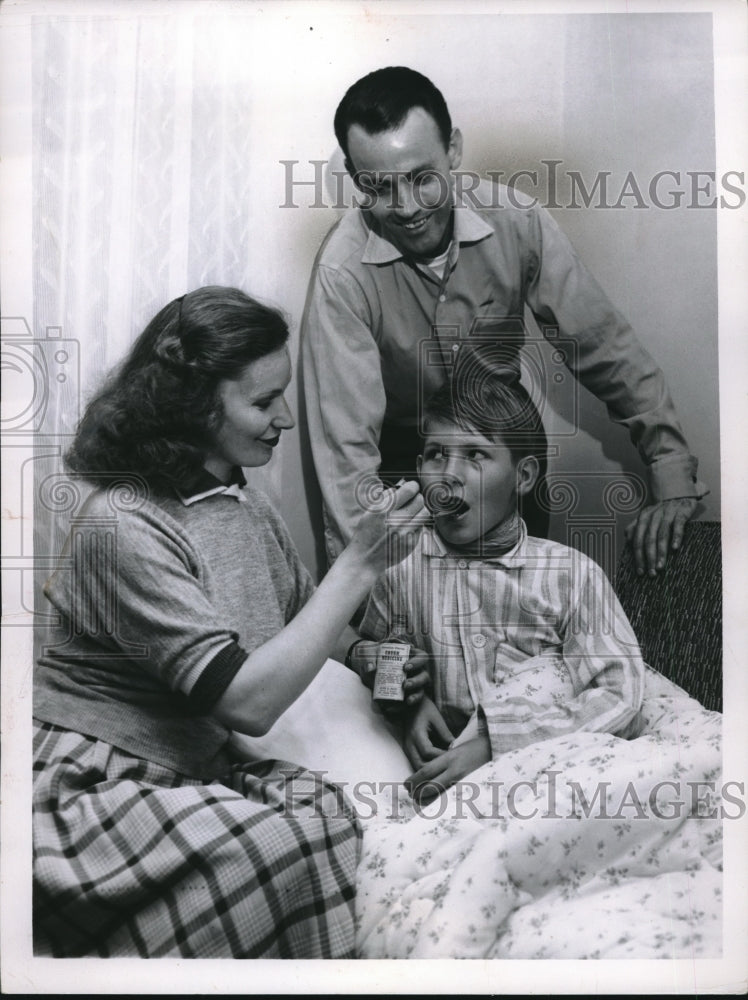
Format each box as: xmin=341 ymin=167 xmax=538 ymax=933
xmin=177 ymin=467 xmax=248 ymax=506
xmin=360 ymin=191 xmax=494 ymax=265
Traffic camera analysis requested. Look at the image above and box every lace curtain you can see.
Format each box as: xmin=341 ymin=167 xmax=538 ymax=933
xmin=29 ymin=11 xmax=286 ymax=625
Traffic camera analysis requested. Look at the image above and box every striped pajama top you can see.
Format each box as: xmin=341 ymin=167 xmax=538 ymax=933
xmin=360 ymin=523 xmax=645 ymax=755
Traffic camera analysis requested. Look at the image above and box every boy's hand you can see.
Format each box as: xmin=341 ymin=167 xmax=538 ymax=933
xmin=403 ymin=648 xmax=430 ymax=706
xmin=347 ymin=641 xmax=431 ymax=706
xmin=346 ymin=640 xmax=380 ymax=689
xmin=405 ymin=734 xmax=492 ymax=806
xmin=403 ymin=696 xmax=453 ymax=769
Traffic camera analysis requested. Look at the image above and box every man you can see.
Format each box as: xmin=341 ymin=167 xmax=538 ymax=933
xmin=301 ymin=66 xmax=706 ymax=577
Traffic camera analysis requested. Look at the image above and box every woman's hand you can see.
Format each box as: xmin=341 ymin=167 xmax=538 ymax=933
xmin=403 ymin=695 xmax=454 ymax=770
xmin=405 ymin=733 xmax=492 ymax=806
xmin=347 ymin=479 xmax=429 ymax=577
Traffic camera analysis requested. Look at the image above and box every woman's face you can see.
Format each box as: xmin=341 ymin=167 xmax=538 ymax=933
xmin=204 ymin=346 xmax=294 ymax=480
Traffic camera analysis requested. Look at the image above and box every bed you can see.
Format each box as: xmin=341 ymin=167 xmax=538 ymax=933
xmin=231 ymin=523 xmax=724 ymax=959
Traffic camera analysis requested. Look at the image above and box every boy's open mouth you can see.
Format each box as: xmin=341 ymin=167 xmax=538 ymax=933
xmin=443 ymin=500 xmax=470 ymax=519
xmin=423 ymin=487 xmax=470 ymax=519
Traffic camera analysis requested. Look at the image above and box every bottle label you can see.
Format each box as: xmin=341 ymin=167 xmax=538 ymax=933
xmin=373 ymin=641 xmax=411 ymax=702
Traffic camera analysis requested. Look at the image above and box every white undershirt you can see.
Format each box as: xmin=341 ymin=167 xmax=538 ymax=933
xmin=416 ymin=242 xmax=453 ymax=281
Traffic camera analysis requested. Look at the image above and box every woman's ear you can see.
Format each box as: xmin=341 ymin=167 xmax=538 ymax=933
xmin=516 ymin=455 xmax=540 ymax=496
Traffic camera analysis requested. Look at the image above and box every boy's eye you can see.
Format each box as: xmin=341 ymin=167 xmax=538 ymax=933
xmin=467 ymin=448 xmax=486 ymax=460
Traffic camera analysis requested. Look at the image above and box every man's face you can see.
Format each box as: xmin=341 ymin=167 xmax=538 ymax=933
xmin=345 ymin=107 xmax=463 ymax=260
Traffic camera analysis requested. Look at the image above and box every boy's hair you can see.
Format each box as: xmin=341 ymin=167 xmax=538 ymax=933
xmin=334 ymin=66 xmax=452 ymax=162
xmin=423 ymin=342 xmax=547 ymax=463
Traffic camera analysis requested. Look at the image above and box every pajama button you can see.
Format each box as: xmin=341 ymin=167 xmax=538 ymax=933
xmin=472 ymin=633 xmax=487 ymax=648
xmin=457 ymin=559 xmax=468 ymax=569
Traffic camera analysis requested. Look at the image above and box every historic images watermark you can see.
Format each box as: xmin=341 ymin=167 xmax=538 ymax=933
xmin=279 ymin=158 xmax=747 ymax=211
xmin=2 ymin=317 xmax=83 ymax=629
xmin=279 ymin=768 xmax=746 ymax=822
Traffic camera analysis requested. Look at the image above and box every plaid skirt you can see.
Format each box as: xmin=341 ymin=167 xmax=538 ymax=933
xmin=33 ymin=721 xmax=362 ymax=958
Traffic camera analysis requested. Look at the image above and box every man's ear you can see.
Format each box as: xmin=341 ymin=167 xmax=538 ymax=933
xmin=448 ymin=128 xmax=463 ymax=171
xmin=516 ymin=455 xmax=540 ymax=496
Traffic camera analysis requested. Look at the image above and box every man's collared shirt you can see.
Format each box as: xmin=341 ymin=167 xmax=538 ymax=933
xmin=301 ymin=179 xmax=707 ymax=562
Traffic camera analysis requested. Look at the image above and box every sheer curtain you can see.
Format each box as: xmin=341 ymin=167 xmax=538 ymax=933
xmin=30 ymin=10 xmax=283 ymax=621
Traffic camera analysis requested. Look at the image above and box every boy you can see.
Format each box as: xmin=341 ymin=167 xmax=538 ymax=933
xmin=353 ymin=346 xmax=646 ymax=802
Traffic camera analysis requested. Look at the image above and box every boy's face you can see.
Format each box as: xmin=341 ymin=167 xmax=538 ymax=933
xmin=417 ymin=418 xmax=523 ymax=547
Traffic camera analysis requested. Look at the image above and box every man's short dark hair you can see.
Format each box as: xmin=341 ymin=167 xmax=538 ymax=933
xmin=334 ymin=66 xmax=452 ymax=163
xmin=424 ymin=342 xmax=548 ymax=465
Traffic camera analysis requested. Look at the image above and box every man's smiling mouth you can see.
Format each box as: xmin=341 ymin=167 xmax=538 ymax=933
xmin=402 ymin=217 xmax=429 ymax=231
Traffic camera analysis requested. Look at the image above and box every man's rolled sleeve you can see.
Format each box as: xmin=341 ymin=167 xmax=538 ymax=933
xmin=646 ymin=453 xmax=709 ymax=503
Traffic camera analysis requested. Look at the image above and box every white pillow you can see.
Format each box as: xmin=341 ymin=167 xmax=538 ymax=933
xmin=229 ymin=658 xmax=412 ymax=790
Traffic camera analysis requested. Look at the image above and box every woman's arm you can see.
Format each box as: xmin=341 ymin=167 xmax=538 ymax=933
xmin=212 ymin=481 xmax=428 ymax=735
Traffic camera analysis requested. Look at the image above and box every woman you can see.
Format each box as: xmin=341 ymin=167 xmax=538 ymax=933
xmin=33 ymin=286 xmax=427 ymax=958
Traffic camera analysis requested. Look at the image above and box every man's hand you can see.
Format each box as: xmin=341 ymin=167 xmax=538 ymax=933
xmin=405 ymin=734 xmax=492 ymax=806
xmin=403 ymin=696 xmax=454 ymax=770
xmin=625 ymin=497 xmax=698 ymax=576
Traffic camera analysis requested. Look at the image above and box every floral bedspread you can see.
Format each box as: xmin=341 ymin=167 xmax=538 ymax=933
xmin=355 ymin=675 xmax=723 ymax=959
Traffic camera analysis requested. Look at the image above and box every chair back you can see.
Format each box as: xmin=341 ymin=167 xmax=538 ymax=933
xmin=615 ymin=521 xmax=722 ymax=712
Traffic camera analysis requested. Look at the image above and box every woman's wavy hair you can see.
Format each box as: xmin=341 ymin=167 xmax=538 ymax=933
xmin=65 ymin=286 xmax=290 ymax=493
xmin=423 ymin=341 xmax=548 ymax=464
